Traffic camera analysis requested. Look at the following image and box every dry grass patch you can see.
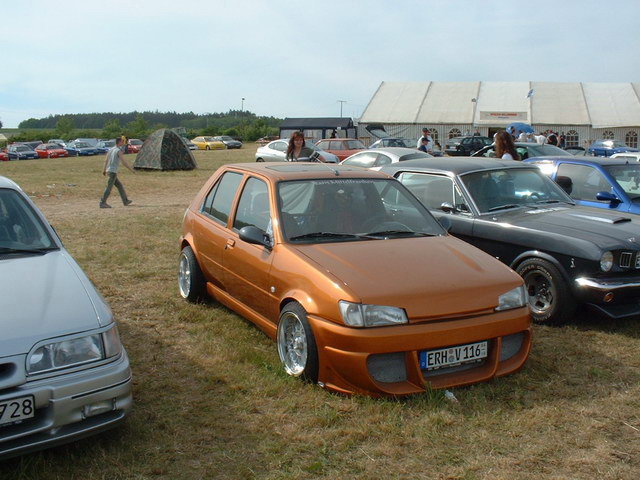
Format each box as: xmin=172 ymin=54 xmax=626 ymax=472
xmin=1 ymin=146 xmax=639 ymax=479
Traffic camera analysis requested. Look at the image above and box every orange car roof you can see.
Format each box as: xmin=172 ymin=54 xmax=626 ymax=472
xmin=223 ymin=162 xmax=390 ymax=181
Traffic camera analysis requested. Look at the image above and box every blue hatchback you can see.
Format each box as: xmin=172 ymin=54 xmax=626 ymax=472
xmin=587 ymin=139 xmax=638 ymax=157
xmin=525 ymin=156 xmax=640 ymax=214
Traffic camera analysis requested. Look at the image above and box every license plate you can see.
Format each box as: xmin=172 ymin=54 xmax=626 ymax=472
xmin=420 ymin=341 xmax=488 ymax=370
xmin=0 ymin=395 xmax=35 ymax=427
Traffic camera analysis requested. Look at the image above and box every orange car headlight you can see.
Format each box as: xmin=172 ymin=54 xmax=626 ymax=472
xmin=339 ymin=301 xmax=408 ymax=328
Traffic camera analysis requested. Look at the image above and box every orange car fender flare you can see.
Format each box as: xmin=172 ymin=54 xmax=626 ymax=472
xmin=278 ymin=289 xmax=320 ymax=317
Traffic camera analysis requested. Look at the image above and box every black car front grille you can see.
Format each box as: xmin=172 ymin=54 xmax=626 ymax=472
xmin=620 ymin=252 xmax=633 ymax=268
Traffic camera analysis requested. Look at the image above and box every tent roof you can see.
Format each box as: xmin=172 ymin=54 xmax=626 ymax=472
xmin=360 ymin=81 xmax=640 ymax=127
xmin=280 ymin=117 xmax=354 ymax=129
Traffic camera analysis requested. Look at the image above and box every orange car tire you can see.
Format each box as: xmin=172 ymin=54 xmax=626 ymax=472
xmin=277 ymin=302 xmax=319 ymax=383
xmin=178 ymin=246 xmax=206 ymax=302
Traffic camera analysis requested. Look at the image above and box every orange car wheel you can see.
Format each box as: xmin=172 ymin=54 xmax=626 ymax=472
xmin=178 ymin=246 xmax=205 ymax=302
xmin=277 ymin=302 xmax=319 ymax=382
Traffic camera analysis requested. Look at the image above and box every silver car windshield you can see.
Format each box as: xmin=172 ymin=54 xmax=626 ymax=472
xmin=278 ymin=178 xmax=444 ymax=242
xmin=461 ymin=168 xmax=572 ymax=213
xmin=0 ymin=189 xmax=56 ymax=251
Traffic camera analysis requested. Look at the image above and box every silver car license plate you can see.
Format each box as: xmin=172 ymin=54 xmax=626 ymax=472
xmin=0 ymin=395 xmax=35 ymax=426
xmin=420 ymin=341 xmax=488 ymax=370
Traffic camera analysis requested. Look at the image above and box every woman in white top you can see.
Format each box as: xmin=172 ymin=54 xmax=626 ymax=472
xmin=495 ymin=130 xmax=520 ymax=161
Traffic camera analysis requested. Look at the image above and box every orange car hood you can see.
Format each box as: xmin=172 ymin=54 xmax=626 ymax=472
xmin=292 ymin=235 xmax=522 ymax=320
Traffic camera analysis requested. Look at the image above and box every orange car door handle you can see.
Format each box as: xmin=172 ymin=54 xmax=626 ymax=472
xmin=225 ymin=239 xmax=236 ymax=249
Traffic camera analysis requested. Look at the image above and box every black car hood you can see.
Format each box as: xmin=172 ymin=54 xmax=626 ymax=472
xmin=488 ymin=205 xmax=640 ymax=250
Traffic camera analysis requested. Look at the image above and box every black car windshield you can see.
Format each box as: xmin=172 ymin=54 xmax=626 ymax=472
xmin=278 ymin=178 xmax=444 ymax=242
xmin=604 ymin=164 xmax=640 ymax=200
xmin=461 ymin=168 xmax=572 ymax=213
xmin=0 ymin=189 xmax=56 ymax=252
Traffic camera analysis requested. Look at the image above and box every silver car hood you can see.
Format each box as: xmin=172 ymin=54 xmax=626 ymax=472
xmin=0 ymin=250 xmax=112 ymax=356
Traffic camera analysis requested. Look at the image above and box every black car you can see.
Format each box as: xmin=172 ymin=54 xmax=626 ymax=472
xmin=381 ymin=158 xmax=640 ymax=324
xmin=445 ymin=136 xmax=492 ymax=156
xmin=213 ymin=135 xmax=242 ymax=149
xmin=472 ymin=142 xmax=572 ymax=160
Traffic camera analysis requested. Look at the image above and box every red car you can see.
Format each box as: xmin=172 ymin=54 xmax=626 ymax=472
xmin=35 ymin=143 xmax=69 ymax=159
xmin=0 ymin=150 xmax=8 ymax=162
xmin=315 ymin=138 xmax=366 ymax=161
xmin=127 ymin=139 xmax=143 ymax=153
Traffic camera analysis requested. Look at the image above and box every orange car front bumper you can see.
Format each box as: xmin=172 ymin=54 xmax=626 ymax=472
xmin=308 ymin=308 xmax=531 ymax=396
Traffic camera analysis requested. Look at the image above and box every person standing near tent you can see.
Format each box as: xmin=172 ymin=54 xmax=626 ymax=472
xmin=416 ymin=127 xmax=432 ymax=150
xmin=100 ymin=137 xmax=134 ymax=208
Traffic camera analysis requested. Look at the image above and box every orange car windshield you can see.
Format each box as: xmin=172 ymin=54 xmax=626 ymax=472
xmin=277 ymin=178 xmax=443 ymax=242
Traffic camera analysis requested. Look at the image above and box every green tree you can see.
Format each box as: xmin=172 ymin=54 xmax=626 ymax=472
xmin=102 ymin=119 xmax=122 ymax=139
xmin=125 ymin=114 xmax=149 ymax=138
xmin=55 ymin=117 xmax=74 ymax=139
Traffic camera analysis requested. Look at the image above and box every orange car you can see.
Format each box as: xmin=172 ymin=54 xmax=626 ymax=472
xmin=178 ymin=163 xmax=531 ymax=396
xmin=315 ymin=138 xmax=366 ymax=161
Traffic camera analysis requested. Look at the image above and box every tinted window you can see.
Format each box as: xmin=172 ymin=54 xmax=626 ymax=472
xmin=604 ymin=164 xmax=640 ymax=200
xmin=557 ymin=164 xmax=611 ymax=202
xmin=271 ymin=141 xmax=287 ymax=152
xmin=204 ymin=171 xmax=243 ymax=224
xmin=329 ymin=141 xmax=343 ymax=150
xmin=278 ymin=178 xmax=443 ymax=241
xmin=233 ymin=177 xmax=271 ymax=232
xmin=398 ymin=173 xmax=466 ymax=211
xmin=346 ymin=140 xmax=365 ymax=149
xmin=0 ymin=189 xmax=55 ymax=250
xmin=461 ymin=168 xmax=570 ymax=213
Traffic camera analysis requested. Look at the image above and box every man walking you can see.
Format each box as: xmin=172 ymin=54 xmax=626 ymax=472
xmin=100 ymin=137 xmax=135 ymax=208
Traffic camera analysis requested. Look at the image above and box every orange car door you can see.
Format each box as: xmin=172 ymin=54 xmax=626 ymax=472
xmin=192 ymin=171 xmax=244 ymax=288
xmin=222 ymin=176 xmax=276 ymax=320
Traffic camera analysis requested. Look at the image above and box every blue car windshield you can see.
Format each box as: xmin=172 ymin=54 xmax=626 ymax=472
xmin=604 ymin=165 xmax=640 ymax=200
xmin=0 ymin=189 xmax=56 ymax=251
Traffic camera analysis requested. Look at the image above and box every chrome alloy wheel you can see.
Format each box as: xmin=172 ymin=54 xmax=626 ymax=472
xmin=524 ymin=270 xmax=555 ymax=316
xmin=277 ymin=311 xmax=308 ymax=376
xmin=178 ymin=252 xmax=191 ymax=298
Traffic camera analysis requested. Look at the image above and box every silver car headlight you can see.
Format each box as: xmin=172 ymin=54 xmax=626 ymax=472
xmin=496 ymin=285 xmax=527 ymax=311
xmin=339 ymin=301 xmax=408 ymax=327
xmin=26 ymin=324 xmax=123 ymax=375
xmin=600 ymin=251 xmax=613 ymax=272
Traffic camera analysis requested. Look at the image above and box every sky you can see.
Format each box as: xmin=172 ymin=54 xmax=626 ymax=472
xmin=1 ymin=0 xmax=639 ymax=128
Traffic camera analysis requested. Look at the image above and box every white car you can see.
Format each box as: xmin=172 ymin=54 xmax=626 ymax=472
xmin=611 ymin=152 xmax=640 ymax=162
xmin=0 ymin=176 xmax=132 ymax=459
xmin=341 ymin=147 xmax=432 ymax=171
xmin=255 ymin=139 xmax=339 ymax=163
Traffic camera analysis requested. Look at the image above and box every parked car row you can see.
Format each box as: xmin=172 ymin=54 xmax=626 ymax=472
xmin=0 ymin=138 xmax=148 ymax=160
xmin=190 ymin=136 xmax=243 ymax=150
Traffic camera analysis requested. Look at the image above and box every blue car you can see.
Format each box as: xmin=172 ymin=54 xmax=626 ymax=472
xmin=95 ymin=140 xmax=116 ymax=153
xmin=67 ymin=140 xmax=98 ymax=156
xmin=525 ymin=156 xmax=640 ymax=215
xmin=7 ymin=145 xmax=39 ymax=160
xmin=587 ymin=139 xmax=639 ymax=157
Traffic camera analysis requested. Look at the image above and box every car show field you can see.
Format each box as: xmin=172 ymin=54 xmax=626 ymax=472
xmin=1 ymin=148 xmax=639 ymax=479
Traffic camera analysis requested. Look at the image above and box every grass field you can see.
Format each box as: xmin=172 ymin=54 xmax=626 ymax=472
xmin=1 ymin=148 xmax=639 ymax=480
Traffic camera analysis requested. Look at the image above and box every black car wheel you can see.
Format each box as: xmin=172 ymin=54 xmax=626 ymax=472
xmin=256 ymin=157 xmax=264 ymax=162
xmin=516 ymin=258 xmax=576 ymax=324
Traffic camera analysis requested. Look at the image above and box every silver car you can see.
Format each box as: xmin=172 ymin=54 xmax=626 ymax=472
xmin=341 ymin=147 xmax=432 ymax=171
xmin=255 ymin=139 xmax=339 ymax=163
xmin=0 ymin=176 xmax=132 ymax=459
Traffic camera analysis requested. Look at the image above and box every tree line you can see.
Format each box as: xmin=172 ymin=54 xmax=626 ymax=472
xmin=8 ymin=110 xmax=281 ymax=143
